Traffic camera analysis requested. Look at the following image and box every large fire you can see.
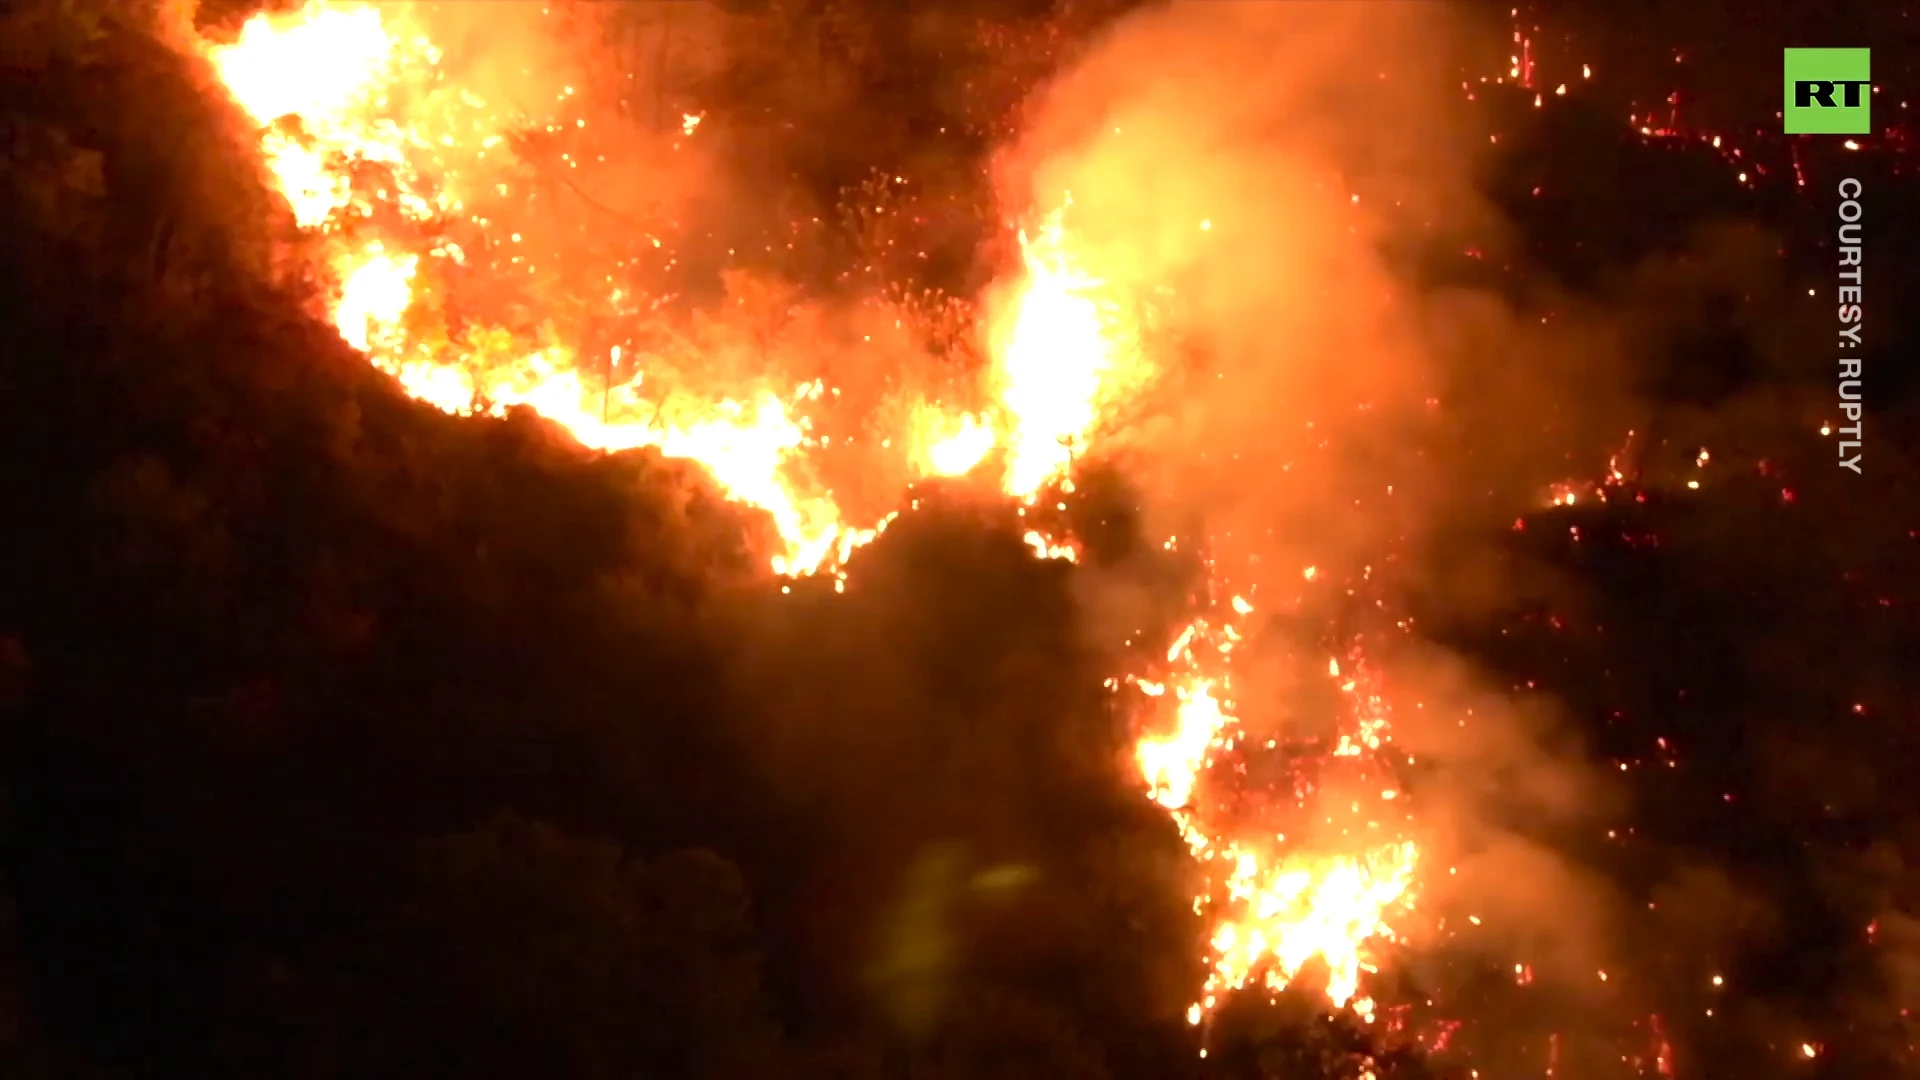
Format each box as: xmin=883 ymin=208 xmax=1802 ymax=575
xmin=202 ymin=0 xmax=1419 ymax=1033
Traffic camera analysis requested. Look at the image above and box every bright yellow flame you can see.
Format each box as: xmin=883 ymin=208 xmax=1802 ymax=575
xmin=334 ymin=244 xmax=416 ymax=351
xmin=211 ymin=3 xmax=394 ymax=128
xmin=913 ymin=409 xmax=996 ymax=477
xmin=992 ymin=211 xmax=1133 ymax=498
xmin=258 ymin=135 xmax=350 ymax=228
xmin=1136 ymin=676 xmax=1228 ymax=810
xmin=1208 ymin=841 xmax=1418 ymax=1017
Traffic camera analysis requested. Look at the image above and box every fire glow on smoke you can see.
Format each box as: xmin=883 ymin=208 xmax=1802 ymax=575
xmin=203 ymin=0 xmax=1421 ymax=1030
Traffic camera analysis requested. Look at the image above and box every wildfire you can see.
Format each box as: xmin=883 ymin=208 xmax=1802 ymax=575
xmin=204 ymin=0 xmax=1422 ymax=1031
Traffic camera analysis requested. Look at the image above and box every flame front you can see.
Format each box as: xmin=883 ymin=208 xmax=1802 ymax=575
xmin=206 ymin=2 xmax=869 ymax=576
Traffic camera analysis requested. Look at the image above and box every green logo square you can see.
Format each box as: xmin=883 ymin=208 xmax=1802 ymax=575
xmin=1784 ymin=48 xmax=1871 ymax=134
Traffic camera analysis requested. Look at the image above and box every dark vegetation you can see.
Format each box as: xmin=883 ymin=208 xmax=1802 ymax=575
xmin=3 ymin=0 xmax=1918 ymax=1078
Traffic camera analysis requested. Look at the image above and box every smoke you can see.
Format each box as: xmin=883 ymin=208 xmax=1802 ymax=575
xmin=990 ymin=1 xmax=1498 ymax=569
xmin=985 ymin=0 xmax=1700 ymax=558
xmin=988 ymin=0 xmax=1689 ymax=1050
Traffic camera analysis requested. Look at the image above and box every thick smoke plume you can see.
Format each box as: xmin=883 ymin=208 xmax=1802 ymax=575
xmin=993 ymin=0 xmax=1700 ymax=1056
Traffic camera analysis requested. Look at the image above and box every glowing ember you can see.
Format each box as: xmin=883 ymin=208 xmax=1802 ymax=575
xmin=1022 ymin=530 xmax=1078 ymax=563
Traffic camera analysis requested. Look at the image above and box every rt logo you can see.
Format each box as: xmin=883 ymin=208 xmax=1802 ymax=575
xmin=1784 ymin=48 xmax=1871 ymax=134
